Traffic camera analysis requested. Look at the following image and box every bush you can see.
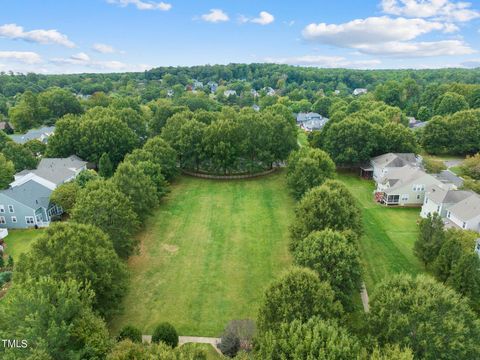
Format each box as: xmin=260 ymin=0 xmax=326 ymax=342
xmin=117 ymin=325 xmax=142 ymax=343
xmin=151 ymin=322 xmax=178 ymax=348
xmin=0 ymin=271 xmax=12 ymax=287
xmin=423 ymin=157 xmax=446 ymax=174
xmin=218 ymin=328 xmax=240 ymax=357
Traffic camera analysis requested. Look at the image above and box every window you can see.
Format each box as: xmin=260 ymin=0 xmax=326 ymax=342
xmin=425 ymin=198 xmax=429 ymax=204
xmin=447 ymin=211 xmax=451 ymax=218
xmin=8 ymin=205 xmax=14 ymax=213
xmin=412 ymin=185 xmax=417 ymax=191
xmin=437 ymin=206 xmax=440 ymax=212
xmin=0 ymin=205 xmax=4 ymax=213
xmin=25 ymin=216 xmax=35 ymax=225
xmin=0 ymin=216 xmax=5 ymax=224
xmin=401 ymin=194 xmax=409 ymax=201
xmin=462 ymin=222 xmax=466 ymax=229
xmin=417 ymin=194 xmax=421 ymax=200
xmin=11 ymin=216 xmax=17 ymax=223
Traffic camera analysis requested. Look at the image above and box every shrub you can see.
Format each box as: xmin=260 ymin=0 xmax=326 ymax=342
xmin=0 ymin=271 xmax=12 ymax=287
xmin=117 ymin=325 xmax=143 ymax=343
xmin=218 ymin=328 xmax=240 ymax=357
xmin=151 ymin=322 xmax=178 ymax=348
xmin=423 ymin=157 xmax=446 ymax=174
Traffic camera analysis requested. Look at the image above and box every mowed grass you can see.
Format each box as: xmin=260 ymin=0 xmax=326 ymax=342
xmin=111 ymin=171 xmax=293 ymax=337
xmin=3 ymin=229 xmax=44 ymax=260
xmin=337 ymin=172 xmax=424 ymax=289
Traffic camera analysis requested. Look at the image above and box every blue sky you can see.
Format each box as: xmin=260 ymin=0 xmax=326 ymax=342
xmin=0 ymin=0 xmax=479 ymax=73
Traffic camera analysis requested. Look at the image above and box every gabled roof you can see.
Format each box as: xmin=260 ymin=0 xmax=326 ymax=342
xmin=449 ymin=193 xmax=480 ymax=221
xmin=381 ymin=166 xmax=441 ymax=192
xmin=427 ymin=185 xmax=472 ymax=204
xmin=12 ymin=155 xmax=87 ymax=188
xmin=9 ymin=126 xmax=55 ymax=144
xmin=0 ymin=179 xmax=51 ymax=210
xmin=372 ymin=153 xmax=418 ymax=169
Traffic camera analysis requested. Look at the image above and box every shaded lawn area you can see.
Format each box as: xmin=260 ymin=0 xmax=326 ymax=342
xmin=297 ymin=129 xmax=309 ymax=148
xmin=111 ymin=171 xmax=293 ymax=337
xmin=3 ymin=229 xmax=44 ymax=260
xmin=182 ymin=344 xmax=224 ymax=359
xmin=337 ymin=173 xmax=424 ymax=290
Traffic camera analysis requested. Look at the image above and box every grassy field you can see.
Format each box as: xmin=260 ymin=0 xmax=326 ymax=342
xmin=111 ymin=171 xmax=293 ymax=337
xmin=3 ymin=229 xmax=44 ymax=260
xmin=337 ymin=173 xmax=424 ymax=289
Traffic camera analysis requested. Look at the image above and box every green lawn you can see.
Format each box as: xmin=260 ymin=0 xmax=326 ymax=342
xmin=111 ymin=171 xmax=293 ymax=337
xmin=337 ymin=173 xmax=424 ymax=289
xmin=181 ymin=344 xmax=225 ymax=359
xmin=297 ymin=129 xmax=309 ymax=148
xmin=3 ymin=229 xmax=44 ymax=260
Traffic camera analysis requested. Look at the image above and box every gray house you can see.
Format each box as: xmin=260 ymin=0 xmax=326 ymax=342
xmin=10 ymin=126 xmax=55 ymax=144
xmin=421 ymin=185 xmax=472 ymax=218
xmin=0 ymin=180 xmax=61 ymax=229
xmin=0 ymin=155 xmax=87 ymax=229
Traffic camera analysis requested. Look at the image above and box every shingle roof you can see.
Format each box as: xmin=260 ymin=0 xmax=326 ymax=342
xmin=0 ymin=179 xmax=51 ymax=210
xmin=372 ymin=153 xmax=418 ymax=169
xmin=382 ymin=166 xmax=441 ymax=192
xmin=449 ymin=193 xmax=480 ymax=221
xmin=427 ymin=185 xmax=472 ymax=204
xmin=30 ymin=155 xmax=87 ymax=185
xmin=9 ymin=126 xmax=55 ymax=144
xmin=434 ymin=170 xmax=464 ymax=188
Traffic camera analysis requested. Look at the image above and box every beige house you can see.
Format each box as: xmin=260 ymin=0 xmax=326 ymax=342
xmin=375 ymin=166 xmax=445 ymax=206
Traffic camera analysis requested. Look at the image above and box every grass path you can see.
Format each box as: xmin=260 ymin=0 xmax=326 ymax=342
xmin=3 ymin=229 xmax=44 ymax=260
xmin=337 ymin=172 xmax=424 ymax=289
xmin=110 ymin=172 xmax=293 ymax=336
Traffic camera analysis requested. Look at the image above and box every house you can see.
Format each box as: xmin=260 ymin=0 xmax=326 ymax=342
xmin=421 ymin=185 xmax=472 ymax=218
xmin=353 ymin=88 xmax=368 ymax=96
xmin=10 ymin=126 xmax=55 ymax=144
xmin=263 ymin=87 xmax=276 ymax=96
xmin=252 ymin=104 xmax=260 ymax=112
xmin=408 ymin=117 xmax=427 ymax=129
xmin=301 ymin=118 xmax=329 ymax=132
xmin=0 ymin=121 xmax=14 ymax=134
xmin=369 ymin=153 xmax=421 ymax=182
xmin=475 ymin=239 xmax=480 ymax=257
xmin=445 ymin=193 xmax=480 ymax=231
xmin=224 ymin=90 xmax=237 ymax=97
xmin=207 ymin=81 xmax=218 ymax=93
xmin=434 ymin=170 xmax=464 ymax=188
xmin=0 ymin=155 xmax=87 ymax=229
xmin=250 ymin=89 xmax=259 ymax=98
xmin=375 ymin=166 xmax=444 ymax=206
xmin=192 ymin=80 xmax=204 ymax=90
xmin=296 ymin=112 xmax=322 ymax=124
xmin=0 ymin=180 xmax=59 ymax=229
xmin=167 ymin=89 xmax=174 ymax=97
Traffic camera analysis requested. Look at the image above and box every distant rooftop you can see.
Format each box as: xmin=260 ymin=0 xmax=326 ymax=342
xmin=10 ymin=126 xmax=55 ymax=144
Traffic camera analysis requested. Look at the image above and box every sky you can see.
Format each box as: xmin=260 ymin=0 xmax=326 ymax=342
xmin=0 ymin=0 xmax=479 ymax=73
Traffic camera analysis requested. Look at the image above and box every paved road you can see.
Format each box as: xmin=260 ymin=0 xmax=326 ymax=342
xmin=360 ymin=282 xmax=370 ymax=313
xmin=142 ymin=335 xmax=223 ymax=355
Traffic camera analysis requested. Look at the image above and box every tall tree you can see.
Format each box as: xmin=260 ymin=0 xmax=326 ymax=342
xmin=367 ymin=274 xmax=480 ymax=360
xmin=71 ymin=179 xmax=140 ymax=258
xmin=98 ymin=152 xmax=114 ymax=178
xmin=257 ymin=267 xmax=342 ymax=333
xmin=0 ymin=277 xmax=111 ymax=360
xmin=414 ymin=212 xmax=445 ymax=267
xmin=0 ymin=153 xmax=15 ymax=189
xmin=15 ymin=222 xmax=128 ymax=318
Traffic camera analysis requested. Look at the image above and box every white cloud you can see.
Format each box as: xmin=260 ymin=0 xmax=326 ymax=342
xmin=264 ymin=54 xmax=381 ymax=68
xmin=355 ymin=40 xmax=475 ymax=57
xmin=381 ymin=0 xmax=480 ymax=22
xmin=51 ymin=52 xmax=133 ymax=71
xmin=0 ymin=51 xmax=41 ymax=64
xmin=107 ymin=0 xmax=171 ymax=11
xmin=302 ymin=16 xmax=475 ymax=57
xmin=251 ymin=11 xmax=275 ymax=25
xmin=92 ymin=43 xmax=116 ymax=54
xmin=201 ymin=9 xmax=229 ymax=23
xmin=303 ymin=16 xmax=452 ymax=46
xmin=0 ymin=23 xmax=75 ymax=47
xmin=239 ymin=11 xmax=275 ymax=25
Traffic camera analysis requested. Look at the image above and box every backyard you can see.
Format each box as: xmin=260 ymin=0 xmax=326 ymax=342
xmin=2 ymin=229 xmax=44 ymax=260
xmin=337 ymin=172 xmax=424 ymax=289
xmin=111 ymin=171 xmax=293 ymax=337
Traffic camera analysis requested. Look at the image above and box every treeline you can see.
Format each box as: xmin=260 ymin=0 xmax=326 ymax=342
xmin=309 ymin=96 xmax=418 ymax=165
xmin=160 ymin=105 xmax=297 ymax=174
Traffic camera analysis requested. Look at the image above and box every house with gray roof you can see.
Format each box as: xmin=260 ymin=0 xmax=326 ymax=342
xmin=421 ymin=185 xmax=472 ymax=218
xmin=353 ymin=88 xmax=368 ymax=96
xmin=0 ymin=155 xmax=87 ymax=229
xmin=296 ymin=112 xmax=322 ymax=124
xmin=375 ymin=165 xmax=444 ymax=206
xmin=0 ymin=179 xmax=59 ymax=229
xmin=9 ymin=126 xmax=55 ymax=144
xmin=445 ymin=193 xmax=480 ymax=232
xmin=370 ymin=153 xmax=421 ymax=182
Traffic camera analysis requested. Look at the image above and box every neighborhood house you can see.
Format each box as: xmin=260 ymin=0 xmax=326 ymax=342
xmin=0 ymin=155 xmax=87 ymax=229
xmin=9 ymin=126 xmax=56 ymax=144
